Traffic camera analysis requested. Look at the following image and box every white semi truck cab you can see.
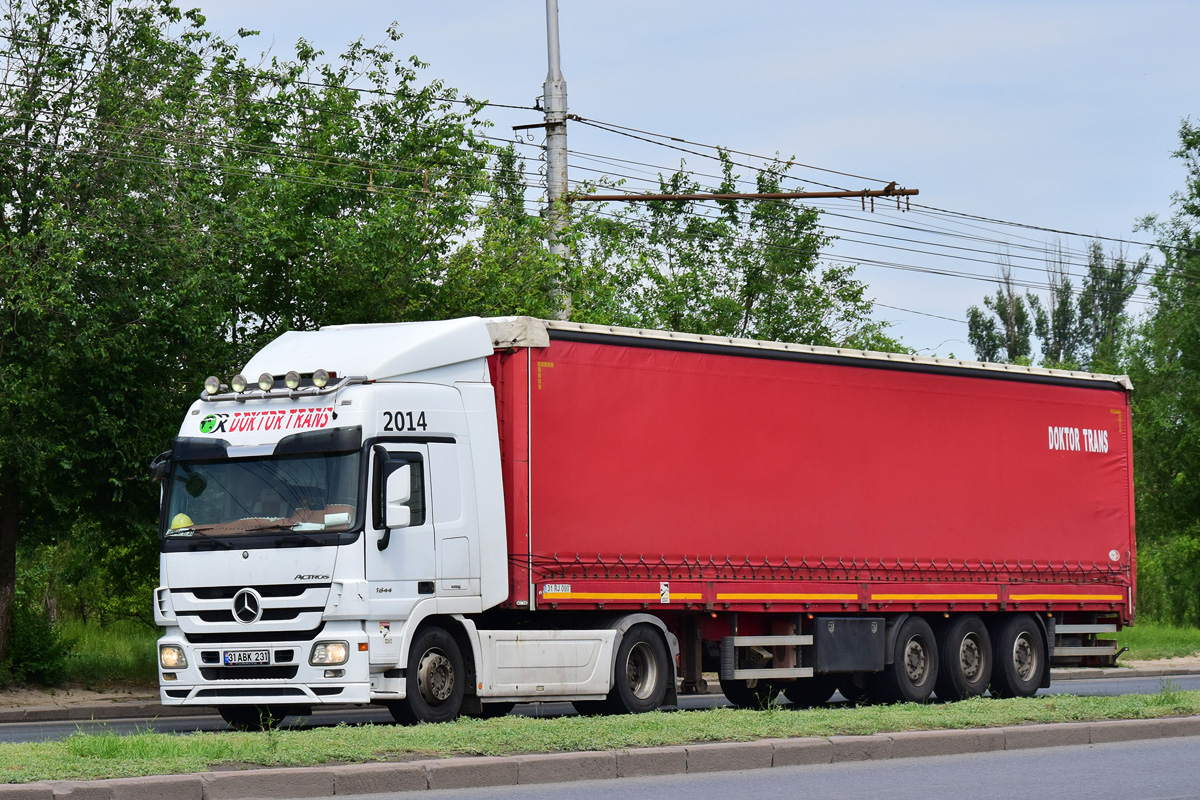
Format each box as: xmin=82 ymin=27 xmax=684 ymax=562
xmin=152 ymin=317 xmax=676 ymax=728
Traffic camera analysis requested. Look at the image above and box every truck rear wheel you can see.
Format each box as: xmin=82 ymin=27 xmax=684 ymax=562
xmin=877 ymin=616 xmax=938 ymax=703
xmin=935 ymin=614 xmax=992 ymax=701
xmin=989 ymin=614 xmax=1045 ymax=698
xmin=389 ymin=626 xmax=465 ymax=724
xmin=719 ymin=676 xmax=779 ymax=708
xmin=783 ymin=675 xmax=837 ymax=708
xmin=605 ymin=625 xmax=670 ymax=714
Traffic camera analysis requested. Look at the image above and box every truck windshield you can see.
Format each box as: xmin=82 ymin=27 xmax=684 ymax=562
xmin=163 ymin=451 xmax=360 ymax=538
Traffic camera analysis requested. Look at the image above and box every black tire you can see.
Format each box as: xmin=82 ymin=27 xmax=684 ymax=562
xmin=477 ymin=701 xmax=515 ymax=719
xmin=836 ymin=672 xmax=884 ymax=705
xmin=571 ymin=700 xmax=610 ymax=716
xmin=605 ymin=625 xmax=671 ymax=714
xmin=388 ymin=626 xmax=466 ymax=724
xmin=719 ymin=676 xmax=779 ymax=709
xmin=218 ymin=705 xmax=287 ymax=731
xmin=783 ymin=675 xmax=838 ymax=708
xmin=989 ymin=614 xmax=1046 ymax=698
xmin=935 ymin=614 xmax=993 ymax=701
xmin=877 ymin=616 xmax=938 ymax=703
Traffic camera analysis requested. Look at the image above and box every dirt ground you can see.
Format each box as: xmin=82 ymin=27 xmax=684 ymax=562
xmin=0 ymin=684 xmax=156 ymax=710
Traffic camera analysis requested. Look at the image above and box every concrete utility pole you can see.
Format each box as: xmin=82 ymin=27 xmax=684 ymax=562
xmin=543 ymin=0 xmax=570 ymax=319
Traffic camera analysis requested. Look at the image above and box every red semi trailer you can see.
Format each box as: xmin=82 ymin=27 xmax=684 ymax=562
xmin=158 ymin=316 xmax=1133 ymax=726
xmin=489 ymin=317 xmax=1133 ymax=707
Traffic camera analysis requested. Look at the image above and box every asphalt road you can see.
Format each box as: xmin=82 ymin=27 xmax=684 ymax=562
xmin=331 ymin=737 xmax=1200 ymax=800
xmin=3 ymin=672 xmax=1199 ymax=745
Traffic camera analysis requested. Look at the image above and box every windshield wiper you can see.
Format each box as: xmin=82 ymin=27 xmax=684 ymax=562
xmin=165 ymin=525 xmax=233 ymax=549
xmin=242 ymin=522 xmax=325 ymax=545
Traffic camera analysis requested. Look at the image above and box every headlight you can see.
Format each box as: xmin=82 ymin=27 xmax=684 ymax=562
xmin=310 ymin=641 xmax=349 ymax=666
xmin=312 ymin=369 xmax=330 ymax=388
xmin=230 ymin=374 xmax=248 ymax=393
xmin=285 ymin=370 xmax=301 ymax=390
xmin=204 ymin=376 xmax=221 ymax=395
xmin=159 ymin=645 xmax=187 ymax=669
xmin=258 ymin=372 xmax=275 ymax=392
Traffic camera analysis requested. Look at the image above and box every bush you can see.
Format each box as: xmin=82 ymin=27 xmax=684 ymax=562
xmin=3 ymin=600 xmax=75 ymax=686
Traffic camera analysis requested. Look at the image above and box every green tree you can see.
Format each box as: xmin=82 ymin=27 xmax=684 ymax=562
xmin=1127 ymin=119 xmax=1200 ymax=624
xmin=593 ymin=153 xmax=901 ymax=349
xmin=1027 ymin=242 xmax=1081 ymax=369
xmin=0 ymin=0 xmax=495 ymax=665
xmin=967 ymin=265 xmax=1034 ymax=363
xmin=1077 ymin=241 xmax=1145 ymax=373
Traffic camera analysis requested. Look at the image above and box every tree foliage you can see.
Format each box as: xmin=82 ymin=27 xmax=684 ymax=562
xmin=1127 ymin=119 xmax=1200 ymax=625
xmin=966 ymin=243 xmax=1144 ymax=370
xmin=0 ymin=1 xmax=903 ymax=669
xmin=578 ymin=154 xmax=901 ymax=349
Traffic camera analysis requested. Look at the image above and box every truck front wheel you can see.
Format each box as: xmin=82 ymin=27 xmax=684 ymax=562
xmin=389 ymin=626 xmax=465 ymax=724
xmin=605 ymin=625 xmax=671 ymax=714
xmin=989 ymin=614 xmax=1045 ymax=698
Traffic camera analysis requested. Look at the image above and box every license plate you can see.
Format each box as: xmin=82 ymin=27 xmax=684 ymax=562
xmin=223 ymin=649 xmax=269 ymax=666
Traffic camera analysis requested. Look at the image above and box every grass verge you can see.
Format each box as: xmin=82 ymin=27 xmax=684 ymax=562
xmin=1117 ymin=623 xmax=1200 ymax=660
xmin=56 ymin=619 xmax=158 ymax=688
xmin=4 ymin=689 xmax=1200 ymax=785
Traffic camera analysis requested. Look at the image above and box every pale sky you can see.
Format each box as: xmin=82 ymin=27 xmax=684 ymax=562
xmin=188 ymin=1 xmax=1199 ymax=357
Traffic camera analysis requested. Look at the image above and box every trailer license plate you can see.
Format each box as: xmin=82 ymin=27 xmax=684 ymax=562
xmin=223 ymin=650 xmax=269 ymax=666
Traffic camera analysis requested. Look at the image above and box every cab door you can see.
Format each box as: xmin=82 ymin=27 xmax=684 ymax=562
xmin=366 ymin=444 xmax=434 ymax=608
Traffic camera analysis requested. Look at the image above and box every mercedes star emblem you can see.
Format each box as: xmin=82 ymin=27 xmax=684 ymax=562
xmin=232 ymin=589 xmax=262 ymax=624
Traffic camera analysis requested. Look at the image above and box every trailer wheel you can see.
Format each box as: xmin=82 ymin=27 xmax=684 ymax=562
xmin=989 ymin=614 xmax=1045 ymax=698
xmin=719 ymin=676 xmax=779 ymax=708
xmin=783 ymin=675 xmax=838 ymax=708
xmin=389 ymin=626 xmax=465 ymax=724
xmin=218 ymin=705 xmax=288 ymax=731
xmin=605 ymin=625 xmax=671 ymax=714
xmin=835 ymin=673 xmax=884 ymax=705
xmin=935 ymin=614 xmax=992 ymax=701
xmin=878 ymin=616 xmax=938 ymax=703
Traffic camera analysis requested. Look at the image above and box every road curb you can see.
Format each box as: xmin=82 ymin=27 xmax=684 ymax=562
xmin=4 ymin=715 xmax=1200 ymax=799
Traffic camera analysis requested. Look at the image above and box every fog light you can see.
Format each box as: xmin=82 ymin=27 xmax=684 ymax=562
xmin=324 ymin=669 xmax=345 ymax=678
xmin=285 ymin=370 xmax=301 ymax=390
xmin=312 ymin=369 xmax=330 ymax=388
xmin=162 ymin=672 xmax=178 ymax=681
xmin=230 ymin=374 xmax=248 ymax=393
xmin=204 ymin=376 xmax=221 ymax=395
xmin=310 ymin=641 xmax=349 ymax=666
xmin=159 ymin=645 xmax=187 ymax=669
xmin=258 ymin=372 xmax=274 ymax=392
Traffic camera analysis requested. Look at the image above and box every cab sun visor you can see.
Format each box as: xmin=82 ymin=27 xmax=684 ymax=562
xmin=275 ymin=425 xmax=362 ymax=456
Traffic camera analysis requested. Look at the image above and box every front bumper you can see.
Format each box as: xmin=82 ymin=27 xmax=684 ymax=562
xmin=157 ymin=621 xmax=371 ymax=706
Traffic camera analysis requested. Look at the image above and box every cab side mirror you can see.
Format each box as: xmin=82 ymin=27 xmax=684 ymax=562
xmin=384 ymin=463 xmax=412 ymax=530
xmin=149 ymin=450 xmax=172 ymax=482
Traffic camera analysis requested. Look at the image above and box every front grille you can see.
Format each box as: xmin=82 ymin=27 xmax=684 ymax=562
xmin=180 ymin=584 xmax=330 ymax=600
xmin=200 ymin=665 xmax=299 ymax=681
xmin=187 ymin=607 xmax=319 ymax=624
xmin=183 ymin=624 xmax=325 ymax=644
